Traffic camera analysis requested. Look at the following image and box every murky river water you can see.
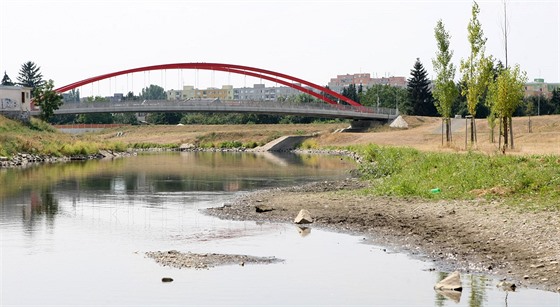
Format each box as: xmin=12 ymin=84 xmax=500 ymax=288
xmin=1 ymin=152 xmax=558 ymax=306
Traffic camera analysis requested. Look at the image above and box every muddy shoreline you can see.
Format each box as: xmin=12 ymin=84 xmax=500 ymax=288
xmin=206 ymin=179 xmax=560 ymax=293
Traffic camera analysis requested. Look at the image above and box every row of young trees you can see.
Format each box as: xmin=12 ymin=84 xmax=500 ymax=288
xmin=432 ymin=1 xmax=527 ymax=152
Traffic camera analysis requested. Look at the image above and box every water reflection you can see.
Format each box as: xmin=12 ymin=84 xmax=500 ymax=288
xmin=0 ymin=152 xmax=354 ymax=201
xmin=21 ymin=188 xmax=59 ymax=233
xmin=435 ymin=272 xmax=495 ymax=307
xmin=436 ymin=289 xmax=462 ymax=304
xmin=1 ymin=151 xmax=354 ymax=234
xmin=468 ymin=275 xmax=489 ymax=307
xmin=296 ymin=226 xmax=311 ymax=237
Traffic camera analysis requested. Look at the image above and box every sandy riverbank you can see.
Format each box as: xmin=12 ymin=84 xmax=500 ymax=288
xmin=206 ymin=179 xmax=560 ymax=293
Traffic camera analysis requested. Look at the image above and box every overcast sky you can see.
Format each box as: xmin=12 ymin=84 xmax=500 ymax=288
xmin=1 ymin=0 xmax=559 ymax=95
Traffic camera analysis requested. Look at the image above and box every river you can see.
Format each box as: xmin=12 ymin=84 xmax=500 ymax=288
xmin=1 ymin=152 xmax=558 ymax=306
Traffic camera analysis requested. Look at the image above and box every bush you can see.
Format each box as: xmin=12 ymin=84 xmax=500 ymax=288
xmin=300 ymin=139 xmax=318 ymax=149
xmin=219 ymin=141 xmax=243 ymax=148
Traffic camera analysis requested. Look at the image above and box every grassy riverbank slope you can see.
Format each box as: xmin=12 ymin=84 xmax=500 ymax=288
xmin=0 ymin=116 xmax=127 ymax=157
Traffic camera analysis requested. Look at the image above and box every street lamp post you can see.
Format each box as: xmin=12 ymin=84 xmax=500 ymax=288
xmin=538 ymin=87 xmax=542 ymax=116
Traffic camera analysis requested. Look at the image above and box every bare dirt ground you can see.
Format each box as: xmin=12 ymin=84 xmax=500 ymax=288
xmin=316 ymin=115 xmax=560 ymax=155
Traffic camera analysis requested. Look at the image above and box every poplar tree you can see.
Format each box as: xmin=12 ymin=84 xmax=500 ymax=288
xmin=432 ymin=19 xmax=458 ymax=144
xmin=460 ymin=1 xmax=493 ymax=144
xmin=487 ymin=65 xmax=526 ymax=152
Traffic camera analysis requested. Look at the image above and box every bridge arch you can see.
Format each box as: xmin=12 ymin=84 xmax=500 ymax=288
xmin=55 ymin=63 xmax=361 ymax=107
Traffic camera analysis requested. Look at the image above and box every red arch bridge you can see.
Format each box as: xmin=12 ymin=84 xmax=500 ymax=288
xmin=34 ymin=63 xmax=399 ymax=121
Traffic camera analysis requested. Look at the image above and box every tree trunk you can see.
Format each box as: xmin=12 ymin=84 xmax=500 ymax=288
xmin=470 ymin=117 xmax=475 ymax=143
xmin=473 ymin=118 xmax=477 ymax=143
xmin=509 ymin=117 xmax=514 ymax=149
xmin=502 ymin=116 xmax=508 ymax=153
xmin=441 ymin=119 xmax=445 ymax=146
xmin=490 ymin=125 xmax=494 ymax=143
xmin=447 ymin=119 xmax=452 ymax=142
xmin=498 ymin=118 xmax=502 ymax=151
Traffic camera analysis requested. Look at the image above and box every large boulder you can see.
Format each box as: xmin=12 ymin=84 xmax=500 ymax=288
xmin=434 ymin=271 xmax=462 ymax=291
xmin=294 ymin=209 xmax=313 ymax=224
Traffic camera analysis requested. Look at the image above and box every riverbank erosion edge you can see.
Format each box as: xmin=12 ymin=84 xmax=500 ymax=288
xmin=205 ymin=179 xmax=560 ymax=293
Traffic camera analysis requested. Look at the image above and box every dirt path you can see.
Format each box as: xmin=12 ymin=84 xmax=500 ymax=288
xmin=206 ymin=179 xmax=560 ymax=293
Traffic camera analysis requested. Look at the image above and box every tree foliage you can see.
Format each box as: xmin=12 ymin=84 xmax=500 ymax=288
xmin=360 ymin=84 xmax=408 ymax=112
xmin=64 ymin=89 xmax=81 ymax=103
xmin=2 ymin=71 xmax=15 ymax=86
xmin=146 ymin=112 xmax=183 ymax=125
xmin=113 ymin=113 xmax=138 ymax=125
xmin=460 ymin=1 xmax=493 ymax=143
xmin=17 ymin=61 xmax=45 ymax=91
xmin=140 ymin=84 xmax=166 ymax=100
xmin=487 ymin=64 xmax=527 ymax=151
xmin=406 ymin=58 xmax=436 ymax=116
xmin=341 ymin=84 xmax=359 ymax=104
xmin=33 ymin=79 xmax=63 ymax=121
xmin=432 ymin=19 xmax=459 ymax=143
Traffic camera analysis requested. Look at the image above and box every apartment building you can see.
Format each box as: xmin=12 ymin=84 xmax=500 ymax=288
xmin=524 ymin=79 xmax=560 ymax=99
xmin=328 ymin=73 xmax=407 ymax=93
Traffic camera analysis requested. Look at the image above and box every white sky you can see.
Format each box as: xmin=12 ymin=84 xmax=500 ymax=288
xmin=1 ymin=0 xmax=559 ymax=96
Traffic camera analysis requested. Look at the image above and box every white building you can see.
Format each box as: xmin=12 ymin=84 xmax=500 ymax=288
xmin=0 ymin=85 xmax=32 ymax=112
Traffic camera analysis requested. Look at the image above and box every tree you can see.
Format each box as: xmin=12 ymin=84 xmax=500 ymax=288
xmin=341 ymin=84 xmax=359 ymax=104
xmin=63 ymin=89 xmax=80 ymax=103
xmin=360 ymin=84 xmax=408 ymax=112
xmin=460 ymin=1 xmax=494 ymax=144
xmin=407 ymin=58 xmax=436 ymax=116
xmin=146 ymin=112 xmax=182 ymax=125
xmin=1 ymin=71 xmax=15 ymax=86
xmin=17 ymin=61 xmax=45 ymax=91
xmin=551 ymin=88 xmax=560 ymax=114
xmin=113 ymin=113 xmax=138 ymax=125
xmin=432 ymin=19 xmax=459 ymax=144
xmin=140 ymin=84 xmax=166 ymax=100
xmin=33 ymin=79 xmax=63 ymax=121
xmin=487 ymin=64 xmax=527 ymax=152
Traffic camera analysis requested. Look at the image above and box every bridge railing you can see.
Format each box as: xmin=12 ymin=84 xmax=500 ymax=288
xmin=56 ymin=99 xmax=398 ymax=117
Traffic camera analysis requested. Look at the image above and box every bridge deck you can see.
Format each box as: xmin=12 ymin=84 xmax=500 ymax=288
xmin=29 ymin=99 xmax=398 ymax=120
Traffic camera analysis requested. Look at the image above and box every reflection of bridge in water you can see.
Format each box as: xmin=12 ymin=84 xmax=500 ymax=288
xmin=33 ymin=99 xmax=398 ymax=121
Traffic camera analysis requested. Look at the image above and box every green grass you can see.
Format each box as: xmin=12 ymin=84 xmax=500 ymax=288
xmin=130 ymin=142 xmax=179 ymax=150
xmin=350 ymin=144 xmax=560 ymax=211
